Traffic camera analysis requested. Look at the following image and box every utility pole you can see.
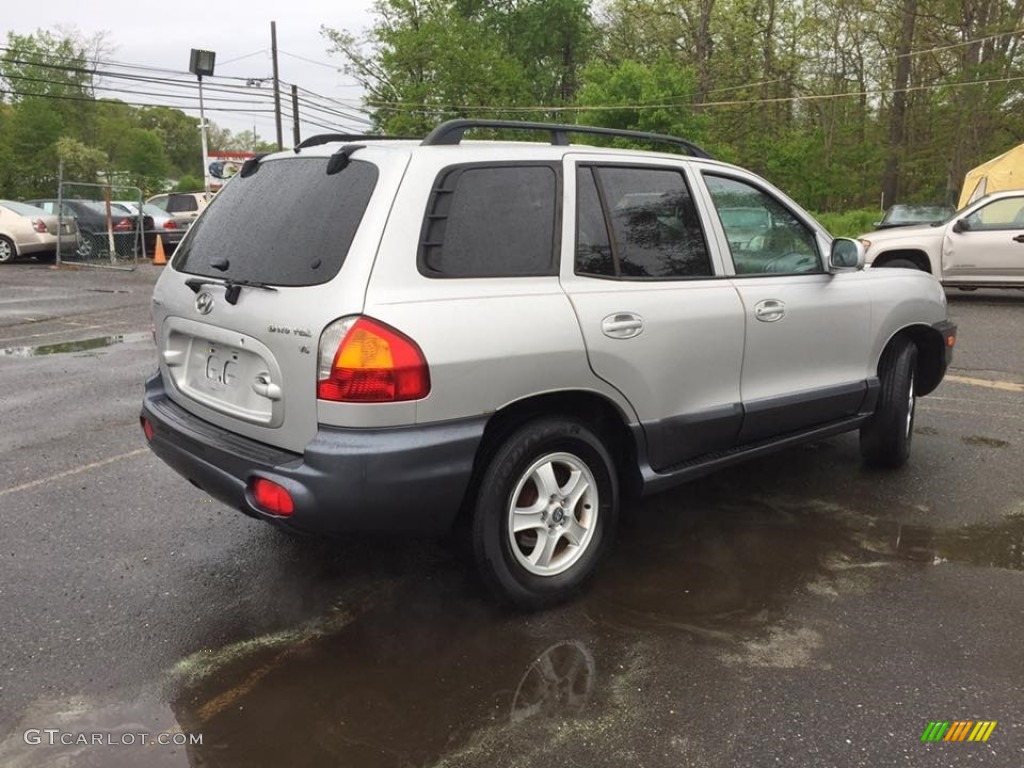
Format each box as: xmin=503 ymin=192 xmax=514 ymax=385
xmin=291 ymin=85 xmax=301 ymax=146
xmin=271 ymin=21 xmax=283 ymax=150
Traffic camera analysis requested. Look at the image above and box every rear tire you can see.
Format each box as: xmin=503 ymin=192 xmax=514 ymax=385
xmin=76 ymin=235 xmax=98 ymax=259
xmin=0 ymin=236 xmax=15 ymax=263
xmin=471 ymin=418 xmax=618 ymax=609
xmin=860 ymin=339 xmax=918 ymax=469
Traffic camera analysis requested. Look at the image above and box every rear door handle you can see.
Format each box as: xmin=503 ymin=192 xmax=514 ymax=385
xmin=601 ymin=312 xmax=644 ymax=339
xmin=754 ymin=299 xmax=786 ymax=322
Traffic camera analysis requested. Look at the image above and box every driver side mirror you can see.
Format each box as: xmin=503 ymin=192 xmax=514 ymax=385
xmin=828 ymin=237 xmax=865 ymax=272
xmin=952 ymin=218 xmax=970 ymax=233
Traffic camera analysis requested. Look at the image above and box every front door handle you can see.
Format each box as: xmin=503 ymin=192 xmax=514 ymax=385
xmin=754 ymin=299 xmax=786 ymax=323
xmin=1012 ymin=234 xmax=1024 ymax=243
xmin=602 ymin=312 xmax=644 ymax=339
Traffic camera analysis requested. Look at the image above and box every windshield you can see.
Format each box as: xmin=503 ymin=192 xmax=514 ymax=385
xmin=173 ymin=157 xmax=379 ymax=287
xmin=884 ymin=206 xmax=951 ymax=225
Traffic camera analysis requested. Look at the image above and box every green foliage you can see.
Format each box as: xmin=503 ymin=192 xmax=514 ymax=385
xmin=4 ymin=2 xmax=1024 ymax=212
xmin=812 ymin=209 xmax=883 ymax=238
xmin=122 ymin=129 xmax=170 ymax=194
xmin=0 ymin=29 xmax=246 ymax=199
xmin=55 ymin=137 xmax=110 ymax=184
xmin=172 ymin=175 xmax=204 ymax=193
xmin=323 ymin=0 xmax=595 ymax=134
xmin=576 ymin=56 xmax=705 ymax=143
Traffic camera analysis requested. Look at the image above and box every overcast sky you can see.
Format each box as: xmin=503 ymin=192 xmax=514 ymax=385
xmin=3 ymin=0 xmax=378 ymax=141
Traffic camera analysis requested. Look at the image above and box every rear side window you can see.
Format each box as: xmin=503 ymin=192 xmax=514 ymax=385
xmin=419 ymin=164 xmax=558 ymax=278
xmin=576 ymin=165 xmax=712 ymax=279
xmin=174 ymin=158 xmax=378 ymax=287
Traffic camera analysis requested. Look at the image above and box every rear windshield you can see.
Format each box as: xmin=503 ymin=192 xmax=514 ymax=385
xmin=1 ymin=201 xmax=47 ymax=216
xmin=173 ymin=157 xmax=379 ymax=286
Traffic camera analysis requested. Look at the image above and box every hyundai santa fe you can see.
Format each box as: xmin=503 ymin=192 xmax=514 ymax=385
xmin=141 ymin=120 xmax=956 ymax=608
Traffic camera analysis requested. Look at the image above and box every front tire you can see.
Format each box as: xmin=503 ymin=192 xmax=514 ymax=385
xmin=472 ymin=418 xmax=618 ymax=609
xmin=860 ymin=339 xmax=918 ymax=468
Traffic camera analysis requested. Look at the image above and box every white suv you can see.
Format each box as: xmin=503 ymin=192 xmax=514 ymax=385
xmin=141 ymin=120 xmax=956 ymax=607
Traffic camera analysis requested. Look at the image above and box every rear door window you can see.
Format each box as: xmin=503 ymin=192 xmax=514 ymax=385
xmin=173 ymin=158 xmax=379 ymax=286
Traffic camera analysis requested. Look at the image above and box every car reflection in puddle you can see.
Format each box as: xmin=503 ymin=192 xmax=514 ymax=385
xmin=171 ymin=584 xmax=603 ymax=768
xmin=169 ymin=495 xmax=1024 ymax=767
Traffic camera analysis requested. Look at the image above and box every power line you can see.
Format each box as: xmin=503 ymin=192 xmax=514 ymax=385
xmin=0 ymin=88 xmax=276 ymax=113
xmin=361 ymin=72 xmax=1024 ymax=114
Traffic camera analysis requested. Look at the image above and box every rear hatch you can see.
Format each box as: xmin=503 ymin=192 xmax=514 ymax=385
xmin=152 ymin=147 xmax=409 ymax=453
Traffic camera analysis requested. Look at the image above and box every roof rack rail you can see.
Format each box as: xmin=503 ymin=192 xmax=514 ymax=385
xmin=294 ymin=133 xmax=416 ymax=151
xmin=420 ymin=119 xmax=713 ymax=159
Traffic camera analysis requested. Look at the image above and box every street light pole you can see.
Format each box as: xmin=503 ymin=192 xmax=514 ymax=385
xmin=189 ymin=49 xmax=217 ymax=199
xmin=198 ymin=74 xmax=211 ymax=201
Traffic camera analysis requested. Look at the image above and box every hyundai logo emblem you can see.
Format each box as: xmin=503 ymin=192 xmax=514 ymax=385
xmin=195 ymin=292 xmax=214 ymax=315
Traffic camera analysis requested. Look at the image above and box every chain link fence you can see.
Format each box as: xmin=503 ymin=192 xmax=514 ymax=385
xmin=55 ymin=183 xmax=146 ymax=270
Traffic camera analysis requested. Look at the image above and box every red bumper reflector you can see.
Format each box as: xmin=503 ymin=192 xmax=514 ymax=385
xmin=141 ymin=416 xmax=155 ymax=442
xmin=251 ymin=478 xmax=295 ymax=516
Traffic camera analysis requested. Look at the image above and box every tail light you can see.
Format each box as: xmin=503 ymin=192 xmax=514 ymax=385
xmin=32 ymin=218 xmax=48 ymax=233
xmin=162 ymin=220 xmax=179 ymax=230
xmin=317 ymin=316 xmax=430 ymax=402
xmin=113 ymin=218 xmax=132 ymax=231
xmin=140 ymin=416 xmax=155 ymax=442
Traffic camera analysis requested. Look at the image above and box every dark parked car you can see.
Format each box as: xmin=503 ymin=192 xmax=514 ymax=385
xmin=873 ymin=204 xmax=955 ymax=230
xmin=25 ymin=199 xmax=147 ymax=259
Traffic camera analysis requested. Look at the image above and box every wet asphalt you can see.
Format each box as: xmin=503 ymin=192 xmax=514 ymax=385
xmin=0 ymin=264 xmax=1021 ymax=767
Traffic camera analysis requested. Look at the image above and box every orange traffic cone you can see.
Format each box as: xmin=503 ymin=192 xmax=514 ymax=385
xmin=152 ymin=234 xmax=167 ymax=266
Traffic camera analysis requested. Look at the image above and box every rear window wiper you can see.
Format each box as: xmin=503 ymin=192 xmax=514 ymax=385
xmin=185 ymin=276 xmax=278 ymax=305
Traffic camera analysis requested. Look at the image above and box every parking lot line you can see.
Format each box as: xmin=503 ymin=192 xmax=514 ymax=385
xmin=0 ymin=448 xmax=148 ymax=499
xmin=945 ymin=374 xmax=1024 ymax=393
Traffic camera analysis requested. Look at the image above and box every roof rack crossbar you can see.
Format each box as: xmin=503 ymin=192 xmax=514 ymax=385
xmin=420 ymin=119 xmax=713 ymax=159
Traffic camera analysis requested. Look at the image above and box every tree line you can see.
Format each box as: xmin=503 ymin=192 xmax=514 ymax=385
xmin=325 ymin=0 xmax=1024 ymax=211
xmin=3 ymin=2 xmax=1022 ymax=211
xmin=0 ymin=30 xmax=274 ymax=200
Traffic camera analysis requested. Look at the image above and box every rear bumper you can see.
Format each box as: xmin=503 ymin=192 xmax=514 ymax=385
xmin=141 ymin=374 xmax=486 ymax=535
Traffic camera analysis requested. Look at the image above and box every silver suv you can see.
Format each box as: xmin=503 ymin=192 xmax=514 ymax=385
xmin=141 ymin=120 xmax=957 ymax=608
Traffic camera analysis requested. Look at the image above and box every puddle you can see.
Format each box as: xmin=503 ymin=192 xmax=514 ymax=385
xmin=0 ymin=332 xmax=151 ymax=358
xmin=169 ymin=587 xmax=606 ymax=768
xmin=153 ymin=502 xmax=1023 ymax=767
xmin=9 ymin=497 xmax=1019 ymax=768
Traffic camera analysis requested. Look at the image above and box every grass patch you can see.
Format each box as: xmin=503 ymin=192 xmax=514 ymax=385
xmin=810 ymin=209 xmax=881 ymax=238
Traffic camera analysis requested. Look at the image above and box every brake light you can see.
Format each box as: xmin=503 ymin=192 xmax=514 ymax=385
xmin=32 ymin=218 xmax=48 ymax=233
xmin=113 ymin=218 xmax=132 ymax=231
xmin=251 ymin=478 xmax=294 ymax=516
xmin=162 ymin=220 xmax=179 ymax=230
xmin=317 ymin=316 xmax=430 ymax=402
